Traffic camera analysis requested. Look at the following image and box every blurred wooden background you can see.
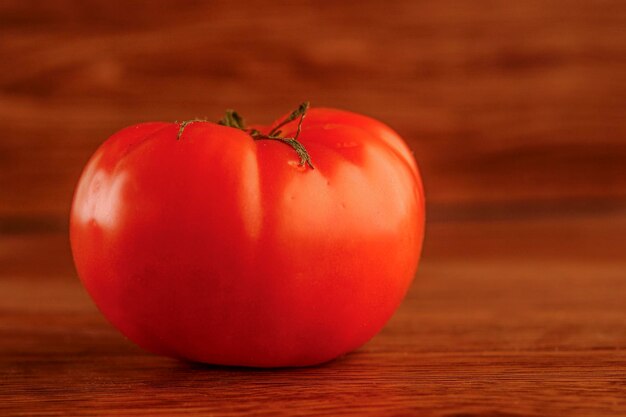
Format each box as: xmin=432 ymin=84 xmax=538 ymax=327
xmin=2 ymin=1 xmax=626 ymax=416
xmin=1 ymin=0 xmax=625 ymax=230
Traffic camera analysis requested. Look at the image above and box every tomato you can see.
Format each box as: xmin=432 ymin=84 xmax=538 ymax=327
xmin=70 ymin=103 xmax=425 ymax=367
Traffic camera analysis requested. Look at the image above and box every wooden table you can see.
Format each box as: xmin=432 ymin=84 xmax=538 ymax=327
xmin=2 ymin=0 xmax=626 ymax=415
xmin=3 ymin=213 xmax=625 ymax=416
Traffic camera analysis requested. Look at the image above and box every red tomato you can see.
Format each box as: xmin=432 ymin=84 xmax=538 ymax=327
xmin=70 ymin=104 xmax=425 ymax=367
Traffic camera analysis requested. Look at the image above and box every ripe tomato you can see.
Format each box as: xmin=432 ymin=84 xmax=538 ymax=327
xmin=70 ymin=103 xmax=425 ymax=367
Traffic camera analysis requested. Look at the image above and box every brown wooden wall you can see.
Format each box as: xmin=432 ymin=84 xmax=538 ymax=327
xmin=1 ymin=0 xmax=625 ymax=231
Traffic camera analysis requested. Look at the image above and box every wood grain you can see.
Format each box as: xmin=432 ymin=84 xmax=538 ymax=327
xmin=2 ymin=1 xmax=626 ymax=415
xmin=2 ymin=214 xmax=626 ymax=416
xmin=1 ymin=0 xmax=625 ymax=225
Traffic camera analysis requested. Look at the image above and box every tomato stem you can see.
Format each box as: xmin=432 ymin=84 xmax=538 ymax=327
xmin=219 ymin=102 xmax=314 ymax=169
xmin=268 ymin=102 xmax=309 ymax=137
xmin=176 ymin=118 xmax=208 ymax=140
xmin=176 ymin=102 xmax=314 ymax=169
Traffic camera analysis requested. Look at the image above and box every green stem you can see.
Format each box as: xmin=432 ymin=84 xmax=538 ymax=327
xmin=176 ymin=118 xmax=207 ymax=140
xmin=268 ymin=102 xmax=310 ymax=137
xmin=219 ymin=102 xmax=314 ymax=169
xmin=176 ymin=102 xmax=314 ymax=169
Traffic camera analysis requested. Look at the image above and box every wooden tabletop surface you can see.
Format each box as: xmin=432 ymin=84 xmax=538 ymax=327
xmin=2 ymin=0 xmax=626 ymax=415
xmin=2 ymin=213 xmax=626 ymax=416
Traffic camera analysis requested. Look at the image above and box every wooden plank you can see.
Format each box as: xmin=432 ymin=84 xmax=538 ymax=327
xmin=2 ymin=215 xmax=626 ymax=415
xmin=2 ymin=1 xmax=626 ymax=414
xmin=1 ymin=0 xmax=625 ymax=221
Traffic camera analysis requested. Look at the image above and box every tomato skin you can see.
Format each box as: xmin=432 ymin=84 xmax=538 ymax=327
xmin=70 ymin=108 xmax=425 ymax=367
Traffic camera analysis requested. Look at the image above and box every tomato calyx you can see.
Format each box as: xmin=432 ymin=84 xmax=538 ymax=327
xmin=176 ymin=102 xmax=314 ymax=169
xmin=220 ymin=101 xmax=314 ymax=170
